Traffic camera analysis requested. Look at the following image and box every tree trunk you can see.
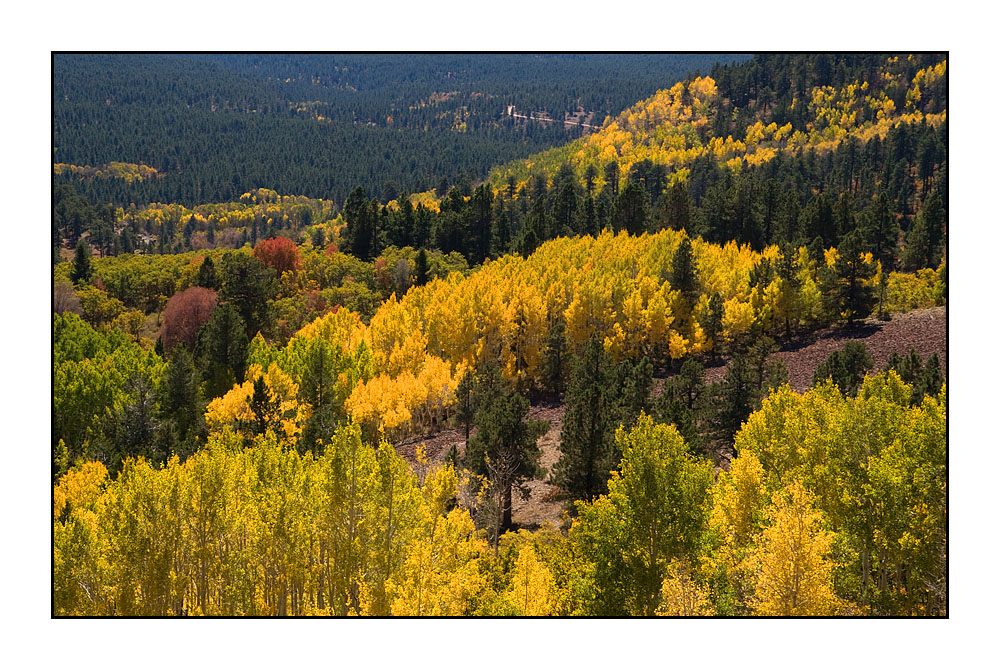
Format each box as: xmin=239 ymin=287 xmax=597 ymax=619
xmin=503 ymin=482 xmax=513 ymax=531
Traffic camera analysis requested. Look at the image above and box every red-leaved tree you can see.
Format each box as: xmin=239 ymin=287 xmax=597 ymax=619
xmin=253 ymin=236 xmax=301 ymax=276
xmin=161 ymin=287 xmax=218 ymax=352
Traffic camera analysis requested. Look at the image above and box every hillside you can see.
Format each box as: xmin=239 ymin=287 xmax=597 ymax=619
xmin=488 ymin=54 xmax=946 ymax=194
xmin=53 ymin=54 xmax=744 ymax=207
xmin=52 ymin=53 xmax=948 ymax=618
xmin=396 ymin=305 xmax=947 ymax=530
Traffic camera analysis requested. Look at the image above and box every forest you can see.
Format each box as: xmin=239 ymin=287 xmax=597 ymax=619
xmin=52 ymin=52 xmax=947 ymax=617
xmin=53 ymin=54 xmax=742 ymax=207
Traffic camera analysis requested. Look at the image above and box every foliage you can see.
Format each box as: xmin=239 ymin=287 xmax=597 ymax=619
xmin=161 ymin=287 xmax=218 ymax=352
xmin=812 ymin=341 xmax=874 ymax=395
xmin=570 ymin=415 xmax=714 ymax=615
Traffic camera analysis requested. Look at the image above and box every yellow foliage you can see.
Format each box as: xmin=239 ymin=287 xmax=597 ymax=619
xmin=54 ymin=461 xmax=109 ymax=519
xmin=750 ymin=482 xmax=842 ymax=616
xmin=503 ymin=544 xmax=555 ymax=616
xmin=655 ymin=560 xmax=714 ymax=616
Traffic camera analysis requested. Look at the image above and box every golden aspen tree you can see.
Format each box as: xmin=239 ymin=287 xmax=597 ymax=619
xmin=750 ymin=482 xmax=842 ymax=616
xmin=503 ymin=544 xmax=555 ymax=616
xmin=655 ymin=560 xmax=714 ymax=616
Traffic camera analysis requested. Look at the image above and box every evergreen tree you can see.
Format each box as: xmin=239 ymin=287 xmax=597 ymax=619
xmin=775 ymin=243 xmax=803 ymax=338
xmin=552 ymin=336 xmax=618 ymax=501
xmin=465 ymin=362 xmax=548 ymax=531
xmin=71 ymin=238 xmax=93 ymax=285
xmin=469 ymin=184 xmax=494 ymax=264
xmin=614 ymin=355 xmax=653 ymax=430
xmin=820 ymin=229 xmax=877 ymax=325
xmin=654 ymin=358 xmax=707 ymax=455
xmin=158 ymin=343 xmax=205 ymax=455
xmin=218 ymin=251 xmax=278 ymax=338
xmin=540 ymin=317 xmax=568 ymax=397
xmin=455 ymin=368 xmax=476 ymax=443
xmin=709 ymin=338 xmax=786 ymax=445
xmin=614 ymin=182 xmax=649 ymax=235
xmin=703 ymin=292 xmax=725 ymax=360
xmin=196 ymin=302 xmax=249 ymax=399
xmin=107 ymin=375 xmax=160 ymax=466
xmin=575 ymin=194 xmax=597 ymax=237
xmin=414 ymin=248 xmax=430 ymax=286
xmin=902 ymin=189 xmax=945 ymax=270
xmin=343 ymin=185 xmax=377 ymax=261
xmin=884 ymin=348 xmax=945 ymax=405
xmin=670 ymin=235 xmax=700 ymax=306
xmin=195 ymin=256 xmax=219 ymax=290
xmin=861 ymin=194 xmax=899 ymax=272
xmin=813 ymin=341 xmax=873 ymax=396
xmin=247 ymin=375 xmax=278 ymax=435
xmin=653 ymin=181 xmax=692 ymax=232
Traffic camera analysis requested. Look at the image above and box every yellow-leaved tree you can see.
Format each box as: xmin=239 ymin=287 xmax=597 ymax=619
xmin=750 ymin=481 xmax=841 ymax=616
xmin=503 ymin=544 xmax=555 ymax=616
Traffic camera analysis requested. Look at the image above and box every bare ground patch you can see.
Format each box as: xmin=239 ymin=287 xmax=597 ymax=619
xmin=394 ymin=307 xmax=947 ymax=529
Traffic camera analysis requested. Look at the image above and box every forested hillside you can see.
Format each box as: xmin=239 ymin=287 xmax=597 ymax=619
xmin=53 ymin=54 xmax=743 ymax=206
xmin=52 ymin=53 xmax=947 ymax=617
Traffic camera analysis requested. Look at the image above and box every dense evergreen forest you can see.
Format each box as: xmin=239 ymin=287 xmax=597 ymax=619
xmin=53 ymin=53 xmax=947 ymax=618
xmin=54 ymin=54 xmax=744 ymax=206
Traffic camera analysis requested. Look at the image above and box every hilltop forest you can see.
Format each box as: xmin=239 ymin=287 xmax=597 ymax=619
xmin=53 ymin=53 xmax=947 ymax=617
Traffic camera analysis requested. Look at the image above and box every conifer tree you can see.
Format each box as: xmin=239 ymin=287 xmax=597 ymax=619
xmin=703 ymin=292 xmax=725 ymax=360
xmin=414 ymin=248 xmax=429 ymax=286
xmin=196 ymin=256 xmax=219 ymax=290
xmin=196 ymin=303 xmax=249 ymax=399
xmin=552 ymin=336 xmax=618 ymax=501
xmin=465 ymin=362 xmax=548 ymax=531
xmin=540 ymin=317 xmax=568 ymax=397
xmin=71 ymin=238 xmax=93 ymax=285
xmin=902 ymin=189 xmax=945 ymax=270
xmin=820 ymin=229 xmax=877 ymax=325
xmin=614 ymin=355 xmax=653 ymax=429
xmin=670 ymin=235 xmax=700 ymax=306
xmin=614 ymin=182 xmax=649 ymax=235
xmin=158 ymin=343 xmax=205 ymax=455
xmin=455 ymin=368 xmax=475 ymax=443
xmin=218 ymin=252 xmax=278 ymax=338
xmin=813 ymin=341 xmax=873 ymax=396
xmin=654 ymin=358 xmax=706 ymax=454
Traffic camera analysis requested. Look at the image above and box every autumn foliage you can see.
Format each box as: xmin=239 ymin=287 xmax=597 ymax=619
xmin=160 ymin=287 xmax=218 ymax=352
xmin=253 ymin=236 xmax=301 ymax=275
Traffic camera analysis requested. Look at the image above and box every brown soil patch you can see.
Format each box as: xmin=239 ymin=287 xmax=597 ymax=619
xmin=395 ymin=306 xmax=947 ymax=530
xmin=702 ymin=306 xmax=947 ymax=392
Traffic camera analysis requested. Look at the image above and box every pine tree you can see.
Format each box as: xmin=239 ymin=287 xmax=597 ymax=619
xmin=414 ymin=248 xmax=429 ymax=286
xmin=902 ymin=189 xmax=945 ymax=270
xmin=552 ymin=336 xmax=618 ymax=501
xmin=540 ymin=317 xmax=568 ymax=397
xmin=613 ymin=182 xmax=649 ymax=235
xmin=654 ymin=358 xmax=706 ymax=454
xmin=71 ymin=238 xmax=93 ymax=285
xmin=196 ymin=303 xmax=249 ymax=399
xmin=703 ymin=292 xmax=725 ymax=360
xmin=614 ymin=355 xmax=653 ymax=429
xmin=813 ymin=341 xmax=873 ymax=396
xmin=248 ymin=375 xmax=277 ymax=435
xmin=195 ymin=256 xmax=219 ymax=290
xmin=670 ymin=235 xmax=700 ymax=306
xmin=709 ymin=354 xmax=757 ymax=444
xmin=218 ymin=251 xmax=278 ymax=338
xmin=653 ymin=181 xmax=692 ymax=232
xmin=820 ymin=229 xmax=877 ymax=325
xmin=158 ymin=343 xmax=205 ymax=455
xmin=465 ymin=362 xmax=548 ymax=531
xmin=455 ymin=368 xmax=475 ymax=443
